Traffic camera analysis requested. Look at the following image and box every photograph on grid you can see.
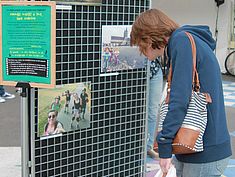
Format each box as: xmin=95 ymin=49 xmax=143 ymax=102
xmin=38 ymin=82 xmax=91 ymax=137
xmin=101 ymin=25 xmax=145 ymax=73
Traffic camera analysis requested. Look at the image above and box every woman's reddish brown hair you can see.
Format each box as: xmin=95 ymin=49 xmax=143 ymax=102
xmin=130 ymin=9 xmax=179 ymax=54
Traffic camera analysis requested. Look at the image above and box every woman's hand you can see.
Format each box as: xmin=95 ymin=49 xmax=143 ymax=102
xmin=159 ymin=158 xmax=172 ymax=174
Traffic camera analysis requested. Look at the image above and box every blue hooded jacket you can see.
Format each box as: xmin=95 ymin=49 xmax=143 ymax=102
xmin=157 ymin=25 xmax=232 ymax=163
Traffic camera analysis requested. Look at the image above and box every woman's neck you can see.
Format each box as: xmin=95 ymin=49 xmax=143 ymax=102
xmin=48 ymin=123 xmax=55 ymax=129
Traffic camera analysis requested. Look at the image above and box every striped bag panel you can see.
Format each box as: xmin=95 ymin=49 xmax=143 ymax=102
xmin=158 ymin=91 xmax=208 ymax=152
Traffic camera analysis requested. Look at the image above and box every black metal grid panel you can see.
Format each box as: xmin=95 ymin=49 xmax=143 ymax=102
xmin=33 ymin=0 xmax=149 ymax=176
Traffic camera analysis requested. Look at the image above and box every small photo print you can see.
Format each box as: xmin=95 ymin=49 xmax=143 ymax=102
xmin=38 ymin=82 xmax=91 ymax=138
xmin=101 ymin=25 xmax=145 ymax=73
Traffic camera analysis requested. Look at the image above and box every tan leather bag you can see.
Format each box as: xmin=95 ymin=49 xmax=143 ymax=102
xmin=154 ymin=32 xmax=212 ymax=154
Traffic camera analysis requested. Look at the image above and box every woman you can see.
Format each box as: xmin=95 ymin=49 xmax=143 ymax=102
xmin=72 ymin=93 xmax=81 ymax=121
xmin=130 ymin=9 xmax=231 ymax=176
xmin=62 ymin=90 xmax=71 ymax=114
xmin=50 ymin=96 xmax=61 ymax=112
xmin=102 ymin=47 xmax=111 ymax=72
xmin=44 ymin=110 xmax=64 ymax=136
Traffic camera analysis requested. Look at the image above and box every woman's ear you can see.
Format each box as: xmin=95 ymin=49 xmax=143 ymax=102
xmin=163 ymin=36 xmax=169 ymax=45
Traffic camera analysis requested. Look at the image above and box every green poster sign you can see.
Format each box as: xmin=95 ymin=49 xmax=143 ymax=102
xmin=2 ymin=5 xmax=52 ymax=85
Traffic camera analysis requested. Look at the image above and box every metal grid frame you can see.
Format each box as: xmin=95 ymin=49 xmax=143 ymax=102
xmin=31 ymin=0 xmax=150 ymax=176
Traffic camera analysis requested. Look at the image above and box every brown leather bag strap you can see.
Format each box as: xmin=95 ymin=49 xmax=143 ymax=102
xmin=165 ymin=46 xmax=171 ymax=103
xmin=185 ymin=32 xmax=200 ymax=91
xmin=165 ymin=32 xmax=199 ymax=103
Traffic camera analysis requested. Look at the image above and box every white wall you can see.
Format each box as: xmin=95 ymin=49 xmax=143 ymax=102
xmin=151 ymin=0 xmax=233 ymax=72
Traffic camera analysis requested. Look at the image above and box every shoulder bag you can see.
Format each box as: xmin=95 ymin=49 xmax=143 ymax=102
xmin=154 ymin=32 xmax=212 ymax=154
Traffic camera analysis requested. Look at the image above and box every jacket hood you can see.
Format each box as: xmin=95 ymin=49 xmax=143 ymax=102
xmin=173 ymin=25 xmax=216 ymax=50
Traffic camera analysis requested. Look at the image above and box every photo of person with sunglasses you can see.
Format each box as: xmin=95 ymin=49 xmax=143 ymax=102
xmin=43 ymin=110 xmax=65 ymax=136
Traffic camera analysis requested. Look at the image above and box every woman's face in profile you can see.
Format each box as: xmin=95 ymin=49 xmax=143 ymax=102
xmin=143 ymin=44 xmax=164 ymax=61
xmin=48 ymin=112 xmax=56 ymax=124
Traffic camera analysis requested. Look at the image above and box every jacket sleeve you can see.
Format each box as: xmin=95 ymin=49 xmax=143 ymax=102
xmin=157 ymin=32 xmax=193 ymax=158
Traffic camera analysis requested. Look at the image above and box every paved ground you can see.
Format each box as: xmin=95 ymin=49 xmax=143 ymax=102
xmin=0 ymin=86 xmax=20 ymax=147
xmin=0 ymin=74 xmax=235 ymax=177
xmin=0 ymin=147 xmax=21 ymax=177
xmin=0 ymin=86 xmax=21 ymax=177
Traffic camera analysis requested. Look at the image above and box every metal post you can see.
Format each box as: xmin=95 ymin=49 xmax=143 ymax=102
xmin=17 ymin=82 xmax=31 ymax=177
xmin=21 ymin=88 xmax=29 ymax=177
xmin=30 ymin=88 xmax=35 ymax=177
